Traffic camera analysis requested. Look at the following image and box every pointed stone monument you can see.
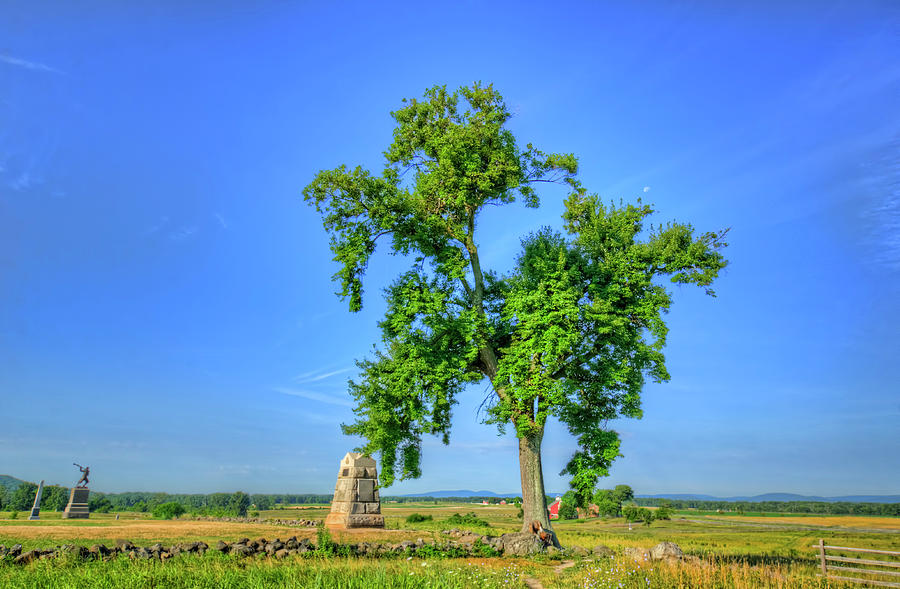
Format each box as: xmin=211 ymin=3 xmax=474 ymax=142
xmin=62 ymin=463 xmax=90 ymax=519
xmin=324 ymin=452 xmax=384 ymax=530
xmin=28 ymin=480 xmax=44 ymax=520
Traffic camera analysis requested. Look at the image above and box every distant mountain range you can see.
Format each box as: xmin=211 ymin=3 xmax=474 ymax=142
xmin=399 ymin=489 xmax=899 ymax=503
xmin=400 ymin=490 xmax=516 ymax=498
xmin=0 ymin=475 xmax=26 ymax=492
xmin=636 ymin=493 xmax=900 ymax=504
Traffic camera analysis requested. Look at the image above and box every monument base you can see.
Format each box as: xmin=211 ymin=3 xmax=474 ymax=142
xmin=324 ymin=512 xmax=384 ymax=530
xmin=28 ymin=508 xmax=40 ymax=520
xmin=62 ymin=487 xmax=90 ymax=519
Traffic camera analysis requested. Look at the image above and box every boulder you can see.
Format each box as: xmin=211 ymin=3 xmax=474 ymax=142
xmin=63 ymin=545 xmax=90 ymax=559
xmin=592 ymin=544 xmax=614 ymax=557
xmin=135 ymin=548 xmax=153 ymax=560
xmin=115 ymin=539 xmax=135 ymax=552
xmin=650 ymin=541 xmax=683 ymax=561
xmin=624 ymin=546 xmax=650 ymax=562
xmin=568 ymin=545 xmax=589 ymax=557
xmin=498 ymin=532 xmax=544 ymax=556
xmin=485 ymin=536 xmax=504 ymax=552
xmin=14 ymin=550 xmax=39 ymax=565
xmin=274 ymin=548 xmax=289 ymax=559
xmin=214 ymin=540 xmax=228 ymax=552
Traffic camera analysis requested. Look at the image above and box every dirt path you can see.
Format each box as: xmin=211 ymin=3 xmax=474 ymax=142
xmin=523 ymin=559 xmax=576 ymax=589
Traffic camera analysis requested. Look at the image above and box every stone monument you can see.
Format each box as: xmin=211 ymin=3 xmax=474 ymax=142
xmin=324 ymin=452 xmax=384 ymax=530
xmin=62 ymin=463 xmax=90 ymax=519
xmin=28 ymin=480 xmax=44 ymax=520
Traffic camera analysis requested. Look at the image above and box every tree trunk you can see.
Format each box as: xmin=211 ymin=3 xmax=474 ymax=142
xmin=518 ymin=428 xmax=561 ymax=547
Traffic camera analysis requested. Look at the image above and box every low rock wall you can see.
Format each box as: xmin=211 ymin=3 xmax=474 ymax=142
xmin=0 ymin=531 xmax=684 ymax=566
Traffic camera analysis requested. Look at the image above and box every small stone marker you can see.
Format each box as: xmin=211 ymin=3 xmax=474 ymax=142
xmin=324 ymin=452 xmax=384 ymax=530
xmin=28 ymin=480 xmax=44 ymax=520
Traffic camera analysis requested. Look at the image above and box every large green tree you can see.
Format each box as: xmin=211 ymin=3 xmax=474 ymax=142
xmin=303 ymin=83 xmax=727 ymax=540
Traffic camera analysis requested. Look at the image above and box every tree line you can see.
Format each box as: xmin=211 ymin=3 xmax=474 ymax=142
xmin=4 ymin=482 xmax=896 ymax=518
xmin=633 ymin=498 xmax=900 ymax=517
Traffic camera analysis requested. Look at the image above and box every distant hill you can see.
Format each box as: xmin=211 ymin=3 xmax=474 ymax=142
xmin=401 ymin=490 xmax=516 ymax=498
xmin=638 ymin=493 xmax=900 ymax=504
xmin=0 ymin=475 xmax=27 ymax=492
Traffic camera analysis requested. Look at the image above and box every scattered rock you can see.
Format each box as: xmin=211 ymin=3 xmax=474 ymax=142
xmin=624 ymin=546 xmax=650 ymax=562
xmin=63 ymin=545 xmax=90 ymax=559
xmin=499 ymin=532 xmax=545 ymax=556
xmin=568 ymin=545 xmax=589 ymax=557
xmin=650 ymin=541 xmax=683 ymax=561
xmin=14 ymin=550 xmax=38 ymax=565
xmin=592 ymin=544 xmax=614 ymax=557
xmin=115 ymin=539 xmax=135 ymax=552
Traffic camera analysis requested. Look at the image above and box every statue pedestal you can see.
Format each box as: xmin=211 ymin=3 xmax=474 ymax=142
xmin=62 ymin=487 xmax=90 ymax=519
xmin=28 ymin=507 xmax=40 ymax=520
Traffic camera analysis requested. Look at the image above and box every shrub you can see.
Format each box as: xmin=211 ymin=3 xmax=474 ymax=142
xmin=152 ymin=502 xmax=186 ymax=520
xmin=445 ymin=512 xmax=490 ymax=527
xmin=316 ymin=521 xmax=335 ymax=555
xmin=656 ymin=502 xmax=673 ymax=520
xmin=405 ymin=513 xmax=433 ymax=523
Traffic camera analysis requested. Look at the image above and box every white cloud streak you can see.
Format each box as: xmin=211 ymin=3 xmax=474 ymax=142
xmin=293 ymin=367 xmax=353 ymax=384
xmin=0 ymin=54 xmax=63 ymax=75
xmin=273 ymin=387 xmax=353 ymax=407
xmin=168 ymin=226 xmax=198 ymax=241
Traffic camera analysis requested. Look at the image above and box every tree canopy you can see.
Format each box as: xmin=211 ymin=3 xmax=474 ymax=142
xmin=303 ymin=83 xmax=728 ymax=533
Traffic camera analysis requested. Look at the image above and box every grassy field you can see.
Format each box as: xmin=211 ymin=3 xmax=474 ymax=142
xmin=2 ymin=502 xmax=898 ymax=587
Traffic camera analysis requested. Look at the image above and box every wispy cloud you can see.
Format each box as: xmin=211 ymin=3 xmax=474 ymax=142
xmin=273 ymin=387 xmax=354 ymax=407
xmin=643 ymin=186 xmax=651 ymax=193
xmin=0 ymin=54 xmax=63 ymax=75
xmin=214 ymin=212 xmax=228 ymax=229
xmin=168 ymin=226 xmax=198 ymax=241
xmin=857 ymin=137 xmax=900 ymax=272
xmin=293 ymin=367 xmax=353 ymax=384
xmin=145 ymin=216 xmax=170 ymax=235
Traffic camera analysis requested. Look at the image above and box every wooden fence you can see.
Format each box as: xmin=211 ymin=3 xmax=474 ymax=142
xmin=814 ymin=539 xmax=900 ymax=587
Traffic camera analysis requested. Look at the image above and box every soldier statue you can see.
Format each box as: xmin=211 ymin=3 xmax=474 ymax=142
xmin=73 ymin=463 xmax=90 ymax=487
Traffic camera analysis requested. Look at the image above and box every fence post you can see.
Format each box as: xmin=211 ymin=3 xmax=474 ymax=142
xmin=819 ymin=538 xmax=827 ymax=577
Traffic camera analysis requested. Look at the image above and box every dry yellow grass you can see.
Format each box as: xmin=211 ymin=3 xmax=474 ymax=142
xmin=0 ymin=521 xmax=313 ymax=543
xmin=706 ymin=515 xmax=900 ymax=530
xmin=1 ymin=517 xmax=447 ymax=548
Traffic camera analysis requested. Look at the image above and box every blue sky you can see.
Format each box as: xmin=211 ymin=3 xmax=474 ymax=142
xmin=1 ymin=1 xmax=897 ymax=497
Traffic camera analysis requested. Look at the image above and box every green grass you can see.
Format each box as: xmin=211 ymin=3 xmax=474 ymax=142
xmin=2 ymin=502 xmax=898 ymax=588
xmin=0 ymin=553 xmax=533 ymax=589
